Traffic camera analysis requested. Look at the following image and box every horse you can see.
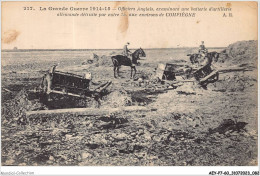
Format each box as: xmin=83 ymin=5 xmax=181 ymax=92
xmin=111 ymin=48 xmax=146 ymax=78
xmin=187 ymin=51 xmax=220 ymax=65
xmin=206 ymin=51 xmax=220 ymax=63
xmin=187 ymin=53 xmax=200 ymax=64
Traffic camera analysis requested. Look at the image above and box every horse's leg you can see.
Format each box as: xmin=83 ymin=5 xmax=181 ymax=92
xmin=133 ymin=66 xmax=137 ymax=79
xmin=130 ymin=66 xmax=133 ymax=79
xmin=113 ymin=66 xmax=117 ymax=78
xmin=190 ymin=57 xmax=194 ymax=64
xmin=117 ymin=67 xmax=120 ymax=77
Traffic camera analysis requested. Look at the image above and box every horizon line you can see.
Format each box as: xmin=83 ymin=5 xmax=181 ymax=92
xmin=1 ymin=47 xmax=225 ymax=52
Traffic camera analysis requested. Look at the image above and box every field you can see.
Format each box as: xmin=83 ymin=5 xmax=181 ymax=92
xmin=1 ymin=41 xmax=258 ymax=166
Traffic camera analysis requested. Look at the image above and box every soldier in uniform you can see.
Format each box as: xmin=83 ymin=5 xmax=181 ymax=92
xmin=198 ymin=41 xmax=210 ymax=66
xmin=198 ymin=41 xmax=208 ymax=57
xmin=122 ymin=42 xmax=132 ymax=58
xmin=198 ymin=41 xmax=214 ymax=78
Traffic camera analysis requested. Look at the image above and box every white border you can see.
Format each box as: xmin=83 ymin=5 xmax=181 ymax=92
xmin=1 ymin=166 xmax=259 ymax=176
xmin=0 ymin=0 xmax=259 ymax=175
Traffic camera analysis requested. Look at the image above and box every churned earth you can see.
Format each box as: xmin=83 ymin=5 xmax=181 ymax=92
xmin=1 ymin=41 xmax=258 ymax=166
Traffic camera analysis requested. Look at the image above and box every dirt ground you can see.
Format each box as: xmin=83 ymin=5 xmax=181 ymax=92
xmin=1 ymin=41 xmax=258 ymax=166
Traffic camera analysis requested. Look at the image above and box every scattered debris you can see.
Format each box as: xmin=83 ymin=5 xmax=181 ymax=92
xmin=208 ymin=119 xmax=248 ymax=135
xmin=1 ymin=40 xmax=257 ymax=166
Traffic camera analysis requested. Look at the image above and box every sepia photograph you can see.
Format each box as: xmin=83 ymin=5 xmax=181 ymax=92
xmin=1 ymin=1 xmax=258 ymax=173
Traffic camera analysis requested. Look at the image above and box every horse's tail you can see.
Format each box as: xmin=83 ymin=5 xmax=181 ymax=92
xmin=111 ymin=56 xmax=118 ymax=66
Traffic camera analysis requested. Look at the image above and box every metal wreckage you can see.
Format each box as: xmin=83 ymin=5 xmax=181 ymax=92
xmin=33 ymin=65 xmax=112 ymax=104
xmin=27 ymin=52 xmax=251 ymax=117
xmin=152 ymin=52 xmax=250 ymax=89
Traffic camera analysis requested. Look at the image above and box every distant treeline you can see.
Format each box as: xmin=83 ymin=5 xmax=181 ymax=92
xmin=1 ymin=47 xmax=224 ymax=52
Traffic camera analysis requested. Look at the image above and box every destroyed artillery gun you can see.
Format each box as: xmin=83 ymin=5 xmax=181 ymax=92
xmin=155 ymin=54 xmax=220 ymax=88
xmin=32 ymin=65 xmax=112 ymax=106
xmin=153 ymin=58 xmax=252 ymax=90
xmin=187 ymin=52 xmax=253 ymax=88
xmin=26 ymin=66 xmax=150 ymax=118
xmin=152 ymin=63 xmax=194 ymax=89
xmin=192 ymin=64 xmax=219 ymax=88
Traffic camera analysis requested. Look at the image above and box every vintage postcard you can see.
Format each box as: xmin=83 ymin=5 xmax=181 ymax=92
xmin=1 ymin=0 xmax=258 ymax=172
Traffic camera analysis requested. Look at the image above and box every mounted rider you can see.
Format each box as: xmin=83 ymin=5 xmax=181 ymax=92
xmin=122 ymin=42 xmax=132 ymax=59
xmin=198 ymin=41 xmax=211 ymax=66
xmin=198 ymin=41 xmax=208 ymax=58
xmin=197 ymin=41 xmax=215 ymax=79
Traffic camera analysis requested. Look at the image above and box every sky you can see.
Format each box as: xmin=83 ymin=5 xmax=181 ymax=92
xmin=1 ymin=1 xmax=258 ymax=49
